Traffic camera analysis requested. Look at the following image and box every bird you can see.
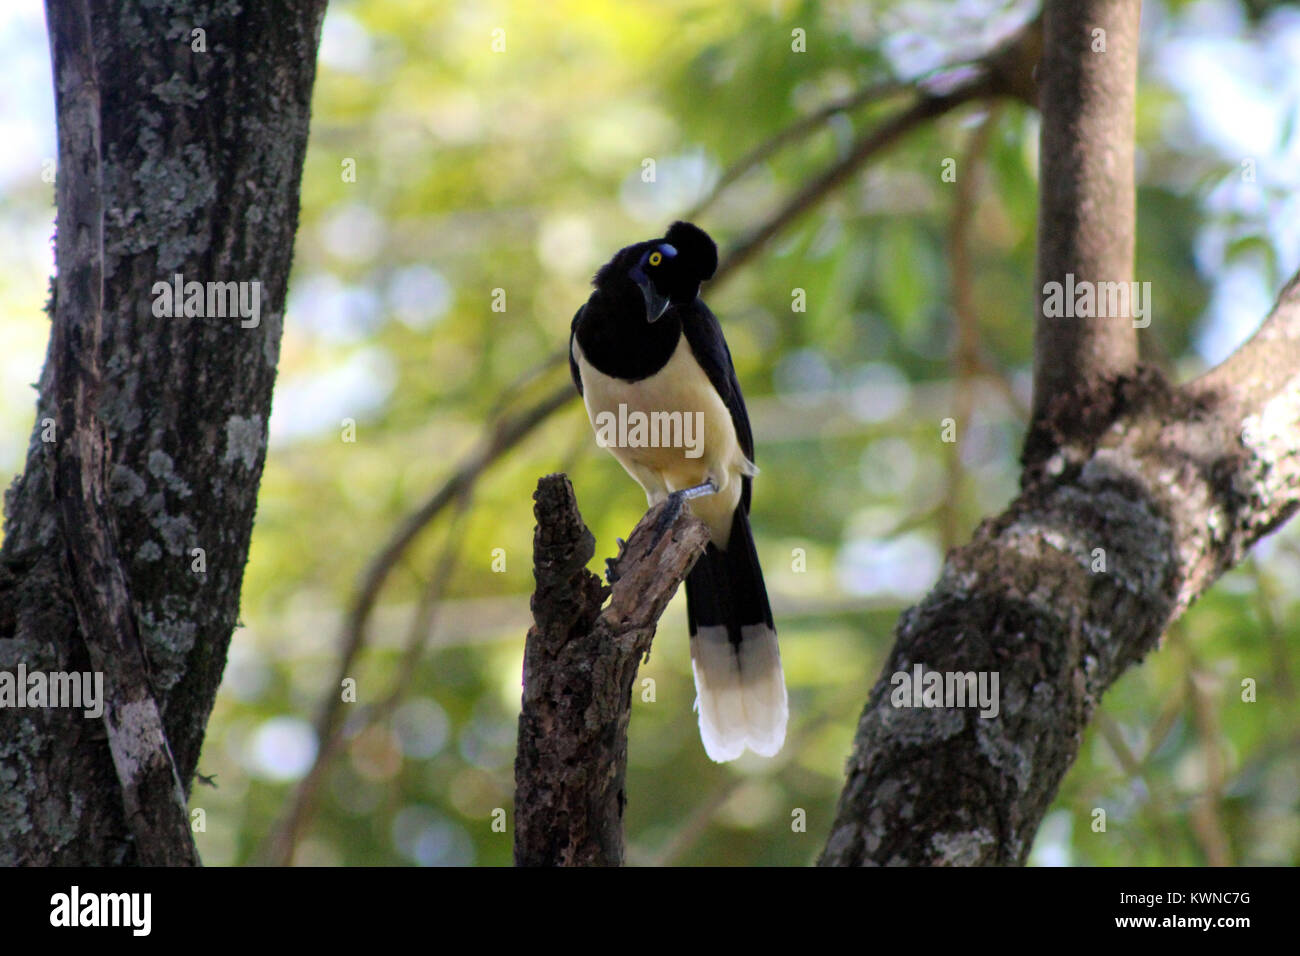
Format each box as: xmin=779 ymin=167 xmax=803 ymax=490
xmin=568 ymin=220 xmax=787 ymax=762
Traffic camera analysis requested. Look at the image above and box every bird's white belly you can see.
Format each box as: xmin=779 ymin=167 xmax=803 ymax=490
xmin=574 ymin=335 xmax=749 ymax=544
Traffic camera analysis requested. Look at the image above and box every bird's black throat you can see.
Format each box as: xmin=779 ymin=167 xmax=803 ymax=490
xmin=574 ymin=301 xmax=684 ymax=382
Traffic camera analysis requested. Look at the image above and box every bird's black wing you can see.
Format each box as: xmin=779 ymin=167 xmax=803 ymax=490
xmin=679 ymin=299 xmax=756 ymax=512
xmin=568 ymin=304 xmax=585 ymax=397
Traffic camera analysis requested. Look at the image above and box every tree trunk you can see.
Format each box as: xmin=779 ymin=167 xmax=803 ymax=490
xmin=0 ymin=0 xmax=326 ymax=865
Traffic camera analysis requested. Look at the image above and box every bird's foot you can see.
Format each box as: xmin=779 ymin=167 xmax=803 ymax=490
xmin=647 ymin=479 xmax=717 ymax=554
xmin=650 ymin=493 xmax=685 ymax=546
xmin=605 ymin=537 xmax=628 ymax=585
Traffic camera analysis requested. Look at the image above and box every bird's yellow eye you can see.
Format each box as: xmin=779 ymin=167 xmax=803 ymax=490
xmin=648 ymin=251 xmax=663 ymax=267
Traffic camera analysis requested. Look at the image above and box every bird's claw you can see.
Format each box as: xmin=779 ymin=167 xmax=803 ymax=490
xmin=605 ymin=536 xmax=629 ymax=584
xmin=646 ymin=491 xmax=687 ymax=556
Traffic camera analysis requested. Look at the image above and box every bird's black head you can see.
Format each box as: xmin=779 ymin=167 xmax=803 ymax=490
xmin=594 ymin=221 xmax=718 ymax=323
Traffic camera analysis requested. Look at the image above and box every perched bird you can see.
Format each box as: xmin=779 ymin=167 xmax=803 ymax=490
xmin=569 ymin=221 xmax=787 ymax=762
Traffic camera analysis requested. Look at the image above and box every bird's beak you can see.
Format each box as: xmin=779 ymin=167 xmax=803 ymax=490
xmin=635 ymin=274 xmax=671 ymax=323
xmin=630 ymin=244 xmax=677 ymax=323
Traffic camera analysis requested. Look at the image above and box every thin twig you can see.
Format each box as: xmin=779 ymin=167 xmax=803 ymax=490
xmin=261 ymin=386 xmax=570 ymax=863
xmin=261 ymin=494 xmax=470 ymax=866
xmin=941 ymin=104 xmax=1001 ymax=552
xmin=326 ymin=383 xmax=572 ymax=731
xmin=683 ymin=79 xmax=909 ymax=221
xmin=644 ymin=684 xmax=865 ymax=867
xmin=1096 ymin=711 xmax=1183 ymax=860
xmin=716 ymin=85 xmax=991 ymax=280
xmin=1248 ymin=557 xmax=1295 ymax=700
xmin=716 ymin=14 xmax=1041 ymax=278
xmin=686 ymin=12 xmax=1041 ymax=224
xmin=486 ymin=349 xmax=566 ymax=421
xmin=1169 ymin=625 xmax=1233 ymax=866
xmin=379 ymin=490 xmax=472 ymax=714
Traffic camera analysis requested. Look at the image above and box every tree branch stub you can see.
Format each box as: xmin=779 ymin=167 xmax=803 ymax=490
xmin=514 ymin=474 xmax=708 ymax=867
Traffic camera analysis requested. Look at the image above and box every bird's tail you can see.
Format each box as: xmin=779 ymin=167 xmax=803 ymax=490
xmin=685 ymin=507 xmax=787 ymax=762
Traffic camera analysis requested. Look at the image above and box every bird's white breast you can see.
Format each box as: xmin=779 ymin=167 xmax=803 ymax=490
xmin=573 ymin=334 xmax=749 ymax=544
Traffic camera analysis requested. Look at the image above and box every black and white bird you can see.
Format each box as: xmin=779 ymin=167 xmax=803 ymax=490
xmin=568 ymin=221 xmax=787 ymax=762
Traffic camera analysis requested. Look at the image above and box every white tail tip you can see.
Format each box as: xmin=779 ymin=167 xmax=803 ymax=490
xmin=690 ymin=624 xmax=788 ymax=762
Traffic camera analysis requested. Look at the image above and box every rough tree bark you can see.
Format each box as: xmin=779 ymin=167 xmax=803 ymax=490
xmin=819 ymin=308 xmax=1300 ymax=863
xmin=514 ymin=475 xmax=707 ymax=866
xmin=819 ymin=0 xmax=1300 ymax=864
xmin=0 ymin=0 xmax=327 ymax=865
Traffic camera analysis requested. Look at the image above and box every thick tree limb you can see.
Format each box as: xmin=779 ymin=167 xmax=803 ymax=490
xmin=44 ymin=0 xmax=198 ymax=867
xmin=820 ymin=273 xmax=1300 ymax=866
xmin=514 ymin=474 xmax=708 ymax=866
xmin=1026 ymin=0 xmax=1142 ymax=468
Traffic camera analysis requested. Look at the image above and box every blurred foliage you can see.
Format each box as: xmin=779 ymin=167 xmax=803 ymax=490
xmin=3 ymin=0 xmax=1300 ymax=867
